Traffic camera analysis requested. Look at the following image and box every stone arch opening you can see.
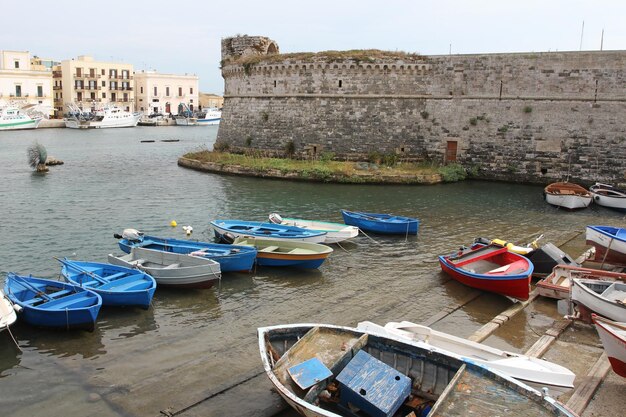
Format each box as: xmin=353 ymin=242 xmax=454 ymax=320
xmin=266 ymin=43 xmax=278 ymax=54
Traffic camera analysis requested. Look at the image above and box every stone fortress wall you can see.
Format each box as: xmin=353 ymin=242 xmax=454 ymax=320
xmin=216 ymin=35 xmax=626 ymax=184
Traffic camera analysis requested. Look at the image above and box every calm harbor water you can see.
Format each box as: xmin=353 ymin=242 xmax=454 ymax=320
xmin=0 ymin=126 xmax=624 ymax=416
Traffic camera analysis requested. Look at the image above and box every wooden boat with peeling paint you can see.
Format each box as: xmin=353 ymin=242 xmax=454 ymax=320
xmin=544 ymin=182 xmax=592 ymax=210
xmin=259 ymin=323 xmax=577 ymax=417
xmin=537 ymin=265 xmax=626 ymax=300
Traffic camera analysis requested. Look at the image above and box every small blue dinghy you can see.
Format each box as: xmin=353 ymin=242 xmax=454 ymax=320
xmin=114 ymin=229 xmax=257 ymax=273
xmin=4 ymin=273 xmax=102 ymax=330
xmin=341 ymin=210 xmax=419 ymax=235
xmin=58 ymin=259 xmax=156 ymax=309
xmin=211 ymin=220 xmax=327 ymax=243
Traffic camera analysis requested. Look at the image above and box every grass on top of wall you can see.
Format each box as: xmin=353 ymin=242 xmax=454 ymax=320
xmin=182 ymin=149 xmax=444 ymax=182
xmin=226 ymin=49 xmax=425 ymax=67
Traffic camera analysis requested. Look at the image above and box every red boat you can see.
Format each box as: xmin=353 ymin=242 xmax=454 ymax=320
xmin=439 ymin=244 xmax=534 ymax=301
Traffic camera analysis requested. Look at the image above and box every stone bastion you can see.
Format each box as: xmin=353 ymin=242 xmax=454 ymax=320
xmin=216 ymin=35 xmax=626 ymax=184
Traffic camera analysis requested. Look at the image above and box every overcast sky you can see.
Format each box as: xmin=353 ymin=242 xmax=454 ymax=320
xmin=3 ymin=1 xmax=625 ymax=94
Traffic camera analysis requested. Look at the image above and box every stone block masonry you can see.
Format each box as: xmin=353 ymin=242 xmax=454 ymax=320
xmin=216 ymin=35 xmax=626 ymax=184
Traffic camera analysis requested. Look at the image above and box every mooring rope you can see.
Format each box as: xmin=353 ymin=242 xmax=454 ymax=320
xmin=358 ymin=228 xmax=379 ymax=244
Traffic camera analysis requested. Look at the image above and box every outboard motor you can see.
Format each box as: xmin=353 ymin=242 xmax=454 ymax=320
xmin=113 ymin=228 xmax=144 ymax=242
xmin=268 ymin=213 xmax=283 ymax=224
xmin=218 ymin=232 xmax=236 ymax=244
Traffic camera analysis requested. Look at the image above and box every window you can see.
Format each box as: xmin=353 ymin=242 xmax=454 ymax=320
xmin=190 ymin=87 xmax=193 ymax=94
xmin=90 ymin=92 xmax=96 ymax=100
xmin=37 ymin=86 xmax=43 ymax=97
xmin=101 ymin=69 xmax=105 ymax=75
xmin=102 ymin=81 xmax=106 ymax=87
xmin=14 ymin=61 xmax=19 ymax=69
xmin=15 ymin=85 xmax=22 ymax=97
xmin=140 ymin=86 xmax=143 ymax=94
xmin=154 ymin=86 xmax=157 ymax=96
xmin=339 ymin=80 xmax=342 ymax=88
xmin=166 ymin=87 xmax=170 ymax=96
xmin=178 ymin=87 xmax=182 ymax=97
xmin=102 ymin=92 xmax=106 ymax=98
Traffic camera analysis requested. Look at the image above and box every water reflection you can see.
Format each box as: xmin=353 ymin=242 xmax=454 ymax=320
xmin=97 ymin=305 xmax=158 ymax=341
xmin=0 ymin=339 xmax=21 ymax=378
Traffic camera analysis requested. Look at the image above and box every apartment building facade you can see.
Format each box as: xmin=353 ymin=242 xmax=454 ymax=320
xmin=0 ymin=50 xmax=53 ymax=114
xmin=134 ymin=70 xmax=199 ymax=116
xmin=53 ymin=55 xmax=134 ymax=116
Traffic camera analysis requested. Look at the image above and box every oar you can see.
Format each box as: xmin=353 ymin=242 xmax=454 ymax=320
xmin=8 ymin=273 xmax=53 ymax=301
xmin=55 ymin=258 xmax=109 ymax=286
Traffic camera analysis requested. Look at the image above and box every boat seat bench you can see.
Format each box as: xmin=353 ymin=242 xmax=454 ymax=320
xmin=259 ymin=246 xmax=280 ymax=253
xmin=162 ymin=263 xmax=180 ymax=269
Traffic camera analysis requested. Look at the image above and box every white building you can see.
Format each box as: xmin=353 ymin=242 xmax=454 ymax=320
xmin=134 ymin=70 xmax=199 ymax=116
xmin=0 ymin=50 xmax=53 ymax=115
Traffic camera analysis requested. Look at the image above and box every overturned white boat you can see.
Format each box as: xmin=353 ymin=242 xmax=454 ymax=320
xmin=357 ymin=320 xmax=575 ymax=397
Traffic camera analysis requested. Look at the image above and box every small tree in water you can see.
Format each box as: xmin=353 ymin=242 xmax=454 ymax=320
xmin=27 ymin=142 xmax=48 ymax=172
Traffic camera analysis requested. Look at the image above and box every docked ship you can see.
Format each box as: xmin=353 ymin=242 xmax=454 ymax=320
xmin=0 ymin=106 xmax=43 ymax=131
xmin=64 ymin=104 xmax=141 ymax=129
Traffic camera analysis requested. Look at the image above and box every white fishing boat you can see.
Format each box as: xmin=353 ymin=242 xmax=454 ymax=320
xmin=64 ymin=104 xmax=141 ymax=129
xmin=357 ymin=320 xmax=575 ymax=397
xmin=0 ymin=106 xmax=43 ymax=131
xmin=259 ymin=323 xmax=576 ymax=417
xmin=174 ymin=115 xmax=198 ymax=126
xmin=268 ymin=213 xmax=358 ymax=244
xmin=0 ymin=289 xmax=17 ymax=332
xmin=196 ymin=108 xmax=221 ymax=125
xmin=571 ymin=278 xmax=626 ymax=322
xmin=589 ymin=183 xmax=626 ymax=211
xmin=544 ymin=182 xmax=592 ymax=210
xmin=107 ymin=246 xmax=221 ymax=289
xmin=592 ymin=314 xmax=626 ymax=378
xmin=585 ymin=225 xmax=626 ymax=266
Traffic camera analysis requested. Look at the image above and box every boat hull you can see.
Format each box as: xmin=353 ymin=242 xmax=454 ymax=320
xmin=259 ymin=323 xmax=576 ymax=417
xmin=571 ymin=279 xmax=626 ymax=322
xmin=358 ymin=321 xmax=575 ymax=397
xmin=439 ymin=245 xmax=532 ymax=300
xmin=60 ymin=260 xmax=156 ymax=309
xmin=0 ymin=117 xmax=43 ymax=131
xmin=235 ymin=237 xmax=333 ymax=269
xmin=592 ymin=315 xmax=626 ymax=378
xmin=586 ymin=225 xmax=626 ymax=265
xmin=117 ymin=235 xmax=256 ymax=273
xmin=537 ymin=265 xmax=626 ymax=300
xmin=544 ymin=182 xmax=592 ymax=209
xmin=108 ymin=247 xmax=221 ymax=289
xmin=4 ymin=274 xmax=101 ymax=330
xmin=341 ymin=210 xmax=419 ymax=235
xmin=590 ymin=183 xmax=626 ymax=211
xmin=211 ymin=220 xmax=327 ymax=243
xmin=276 ymin=217 xmax=359 ymax=244
xmin=0 ymin=290 xmax=17 ymax=331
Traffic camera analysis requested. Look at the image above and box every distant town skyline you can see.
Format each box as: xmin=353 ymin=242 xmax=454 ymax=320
xmin=3 ymin=0 xmax=625 ymax=94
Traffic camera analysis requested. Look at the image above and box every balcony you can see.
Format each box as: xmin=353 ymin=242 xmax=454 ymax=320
xmin=53 ymin=85 xmax=62 ymax=90
xmin=52 ymin=71 xmax=62 ymax=77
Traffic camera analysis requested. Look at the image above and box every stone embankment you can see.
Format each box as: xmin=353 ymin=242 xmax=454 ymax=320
xmin=177 ymin=156 xmax=442 ymax=184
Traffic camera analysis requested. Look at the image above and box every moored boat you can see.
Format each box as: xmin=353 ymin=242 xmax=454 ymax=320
xmin=0 ymin=106 xmax=43 ymax=131
xmin=64 ymin=104 xmax=141 ymax=129
xmin=357 ymin=320 xmax=575 ymax=397
xmin=108 ymin=246 xmax=221 ymax=289
xmin=589 ymin=183 xmax=626 ymax=212
xmin=544 ymin=182 xmax=592 ymax=210
xmin=537 ymin=265 xmax=626 ymax=300
xmin=585 ymin=225 xmax=626 ymax=266
xmin=439 ymin=243 xmax=533 ymax=300
xmin=268 ymin=213 xmax=358 ymax=244
xmin=4 ymin=273 xmax=101 ymax=330
xmin=58 ymin=258 xmax=156 ymax=309
xmin=233 ymin=236 xmax=333 ymax=269
xmin=211 ymin=220 xmax=327 ymax=243
xmin=571 ymin=278 xmax=626 ymax=322
xmin=0 ymin=289 xmax=17 ymax=332
xmin=259 ymin=323 xmax=576 ymax=417
xmin=114 ymin=229 xmax=256 ymax=272
xmin=592 ymin=314 xmax=626 ymax=378
xmin=340 ymin=210 xmax=419 ymax=235
xmin=196 ymin=108 xmax=221 ymax=125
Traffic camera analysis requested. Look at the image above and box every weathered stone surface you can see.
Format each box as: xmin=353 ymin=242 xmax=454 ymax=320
xmin=216 ymin=36 xmax=626 ymax=184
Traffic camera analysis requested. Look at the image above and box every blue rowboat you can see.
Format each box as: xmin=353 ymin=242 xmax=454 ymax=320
xmin=58 ymin=259 xmax=156 ymax=309
xmin=341 ymin=210 xmax=419 ymax=235
xmin=115 ymin=233 xmax=257 ymax=272
xmin=4 ymin=273 xmax=102 ymax=330
xmin=211 ymin=220 xmax=327 ymax=243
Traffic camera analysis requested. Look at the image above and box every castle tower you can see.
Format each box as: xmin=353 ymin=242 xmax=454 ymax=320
xmin=221 ymin=35 xmax=279 ymax=62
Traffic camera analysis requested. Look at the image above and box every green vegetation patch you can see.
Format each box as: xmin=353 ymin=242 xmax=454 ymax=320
xmin=182 ymin=149 xmax=442 ymax=184
xmin=227 ymin=49 xmax=425 ymax=67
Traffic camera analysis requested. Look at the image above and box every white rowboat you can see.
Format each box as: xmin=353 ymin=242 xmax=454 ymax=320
xmin=571 ymin=278 xmax=626 ymax=322
xmin=589 ymin=183 xmax=626 ymax=211
xmin=592 ymin=314 xmax=626 ymax=378
xmin=357 ymin=320 xmax=575 ymax=397
xmin=544 ymin=182 xmax=592 ymax=210
xmin=268 ymin=213 xmax=358 ymax=244
xmin=0 ymin=289 xmax=17 ymax=332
